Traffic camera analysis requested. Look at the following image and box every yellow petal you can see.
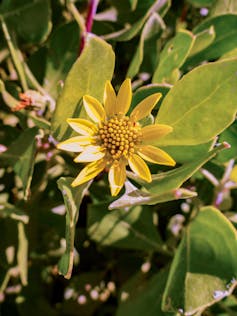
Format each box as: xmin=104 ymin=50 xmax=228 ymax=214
xmin=71 ymin=159 xmax=106 ymax=187
xmin=67 ymin=118 xmax=97 ymax=136
xmin=104 ymin=80 xmax=116 ymax=117
xmin=130 ymin=93 xmax=162 ymax=121
xmin=116 ymin=78 xmax=132 ymax=115
xmin=83 ymin=95 xmax=106 ymax=123
xmin=57 ymin=136 xmax=94 ymax=152
xmin=128 ymin=154 xmax=152 ymax=182
xmin=108 ymin=159 xmax=126 ymax=196
xmin=74 ymin=146 xmax=105 ymax=162
xmin=137 ymin=145 xmax=176 ymax=166
xmin=141 ymin=124 xmax=173 ymax=143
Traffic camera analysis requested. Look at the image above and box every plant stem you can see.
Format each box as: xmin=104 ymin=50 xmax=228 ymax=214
xmin=67 ymin=1 xmax=86 ymax=35
xmin=0 ymin=17 xmax=28 ymax=91
xmin=79 ymin=0 xmax=99 ymax=53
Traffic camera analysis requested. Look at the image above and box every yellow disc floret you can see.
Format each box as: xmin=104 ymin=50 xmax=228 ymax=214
xmin=98 ymin=115 xmax=141 ymax=161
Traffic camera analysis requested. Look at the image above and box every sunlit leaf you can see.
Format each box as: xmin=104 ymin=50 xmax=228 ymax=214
xmin=156 ymin=59 xmax=237 ymax=146
xmin=52 ymin=34 xmax=115 ymax=141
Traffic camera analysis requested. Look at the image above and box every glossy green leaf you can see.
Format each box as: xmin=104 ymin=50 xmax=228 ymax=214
xmin=88 ymin=204 xmax=163 ymax=251
xmin=116 ymin=268 xmax=173 ymax=316
xmin=162 ymin=206 xmax=237 ymax=314
xmin=57 ymin=177 xmax=91 ymax=279
xmin=189 ymin=26 xmax=215 ymax=56
xmin=0 ymin=127 xmax=38 ymax=199
xmin=152 ymin=30 xmax=194 ymax=84
xmin=17 ymin=222 xmax=28 ymax=286
xmin=52 ymin=34 xmax=115 ymax=141
xmin=136 ymin=144 xmax=226 ymax=195
xmin=185 ymin=14 xmax=237 ymax=67
xmin=159 ymin=140 xmax=214 ymax=164
xmin=43 ymin=22 xmax=80 ymax=98
xmin=0 ymin=0 xmax=52 ymax=44
xmin=127 ymin=12 xmax=164 ymax=78
xmin=155 ymin=59 xmax=237 ymax=146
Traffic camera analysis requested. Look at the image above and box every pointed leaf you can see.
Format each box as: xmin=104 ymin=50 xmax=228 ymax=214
xmin=57 ymin=177 xmax=91 ymax=279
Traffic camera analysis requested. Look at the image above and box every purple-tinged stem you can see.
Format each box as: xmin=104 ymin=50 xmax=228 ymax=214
xmin=79 ymin=0 xmax=99 ymax=54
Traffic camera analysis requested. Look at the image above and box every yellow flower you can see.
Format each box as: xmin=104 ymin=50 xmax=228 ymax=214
xmin=57 ymin=79 xmax=175 ymax=196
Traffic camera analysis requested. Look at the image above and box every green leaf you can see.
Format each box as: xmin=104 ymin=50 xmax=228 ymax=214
xmin=152 ymin=30 xmax=194 ymax=84
xmin=131 ymin=83 xmax=170 ymax=112
xmin=57 ymin=177 xmax=91 ymax=279
xmin=217 ymin=122 xmax=237 ymax=162
xmin=116 ymin=268 xmax=173 ymax=316
xmin=51 ymin=34 xmax=115 ymax=141
xmin=185 ymin=14 xmax=237 ymax=67
xmin=186 ymin=0 xmax=215 ymax=7
xmin=17 ymin=222 xmax=28 ymax=286
xmin=127 ymin=144 xmax=225 ymax=196
xmin=162 ymin=206 xmax=237 ymax=314
xmin=0 ymin=127 xmax=38 ymax=199
xmin=159 ymin=140 xmax=214 ymax=164
xmin=211 ymin=0 xmax=237 ymax=16
xmin=109 ymin=182 xmax=197 ymax=209
xmin=129 ymin=0 xmax=138 ymax=11
xmin=127 ymin=12 xmax=164 ymax=79
xmin=189 ymin=26 xmax=215 ymax=57
xmin=88 ymin=204 xmax=163 ymax=251
xmin=0 ymin=0 xmax=52 ymax=44
xmin=155 ymin=59 xmax=237 ymax=146
xmin=108 ymin=0 xmax=169 ymax=42
xmin=43 ymin=22 xmax=80 ymax=98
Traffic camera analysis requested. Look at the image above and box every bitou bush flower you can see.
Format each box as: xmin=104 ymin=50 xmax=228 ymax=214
xmin=57 ymin=79 xmax=175 ymax=196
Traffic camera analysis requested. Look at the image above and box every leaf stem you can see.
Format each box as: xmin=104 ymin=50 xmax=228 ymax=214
xmin=0 ymin=17 xmax=28 ymax=91
xmin=67 ymin=1 xmax=86 ymax=35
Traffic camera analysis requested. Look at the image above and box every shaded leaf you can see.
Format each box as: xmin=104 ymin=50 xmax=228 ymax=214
xmin=116 ymin=268 xmax=173 ymax=316
xmin=127 ymin=12 xmax=164 ymax=78
xmin=88 ymin=203 xmax=163 ymax=251
xmin=185 ymin=14 xmax=237 ymax=67
xmin=0 ymin=0 xmax=52 ymax=44
xmin=57 ymin=177 xmax=91 ymax=279
xmin=43 ymin=22 xmax=80 ymax=98
xmin=0 ymin=127 xmax=38 ymax=199
xmin=153 ymin=30 xmax=194 ymax=84
xmin=162 ymin=206 xmax=237 ymax=315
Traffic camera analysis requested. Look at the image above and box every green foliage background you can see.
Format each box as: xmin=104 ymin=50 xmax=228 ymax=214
xmin=1 ymin=0 xmax=237 ymax=315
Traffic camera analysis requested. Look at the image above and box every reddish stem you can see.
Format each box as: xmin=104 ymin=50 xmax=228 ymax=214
xmin=79 ymin=0 xmax=99 ymax=54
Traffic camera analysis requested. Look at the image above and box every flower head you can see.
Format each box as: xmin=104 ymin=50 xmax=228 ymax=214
xmin=57 ymin=79 xmax=175 ymax=196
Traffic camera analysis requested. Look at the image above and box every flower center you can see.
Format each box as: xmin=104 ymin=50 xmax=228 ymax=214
xmin=98 ymin=116 xmax=141 ymax=161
